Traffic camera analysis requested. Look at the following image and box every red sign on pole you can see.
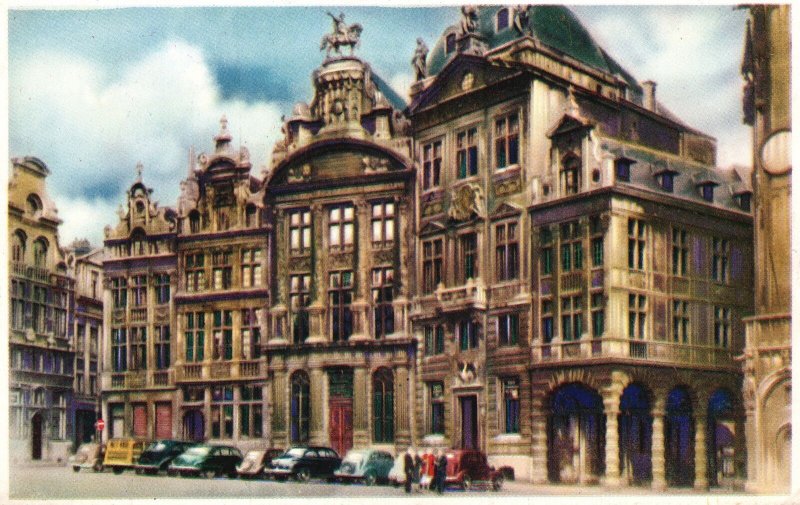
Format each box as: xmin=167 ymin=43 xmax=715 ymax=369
xmin=95 ymin=419 xmax=105 ymax=431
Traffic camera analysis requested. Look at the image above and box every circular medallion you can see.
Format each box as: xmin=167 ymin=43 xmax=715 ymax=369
xmin=760 ymin=129 xmax=792 ymax=175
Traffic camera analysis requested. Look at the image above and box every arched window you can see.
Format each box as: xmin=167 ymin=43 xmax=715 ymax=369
xmin=446 ymin=33 xmax=457 ymax=54
xmin=290 ymin=371 xmax=310 ymax=443
xmin=130 ymin=229 xmax=146 ymax=256
xmin=560 ymin=154 xmax=581 ymax=195
xmin=33 ymin=238 xmax=48 ymax=268
xmin=373 ymin=368 xmax=394 ymax=443
xmin=496 ymin=8 xmax=510 ymax=31
xmin=12 ymin=230 xmax=26 ymax=263
xmin=189 ymin=210 xmax=201 ymax=234
xmin=27 ymin=194 xmax=42 ymax=217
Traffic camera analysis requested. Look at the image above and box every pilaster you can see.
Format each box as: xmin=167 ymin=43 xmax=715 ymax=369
xmin=651 ymin=395 xmax=667 ymax=490
xmin=694 ymin=414 xmax=709 ymax=490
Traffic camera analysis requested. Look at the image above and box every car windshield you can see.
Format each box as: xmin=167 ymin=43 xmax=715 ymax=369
xmin=147 ymin=442 xmax=168 ymax=452
xmin=285 ymin=448 xmax=306 ymax=457
xmin=343 ymin=452 xmax=365 ymax=464
xmin=184 ymin=447 xmax=210 ymax=456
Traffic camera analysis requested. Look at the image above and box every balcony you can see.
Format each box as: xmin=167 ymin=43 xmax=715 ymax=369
xmin=130 ymin=308 xmax=147 ymax=322
xmin=532 ymin=337 xmax=737 ymax=371
xmin=107 ymin=370 xmax=174 ymax=390
xmin=435 ymin=280 xmax=487 ymax=313
xmin=175 ymin=360 xmax=265 ymax=382
xmin=11 ymin=263 xmax=51 ymax=283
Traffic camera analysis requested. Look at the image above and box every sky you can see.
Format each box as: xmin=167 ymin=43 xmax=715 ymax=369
xmin=7 ymin=4 xmax=751 ymax=247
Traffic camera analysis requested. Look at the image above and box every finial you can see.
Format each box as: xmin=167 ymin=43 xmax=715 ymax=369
xmin=220 ymin=114 xmax=228 ymax=132
xmin=135 ymin=161 xmax=143 ymax=182
xmin=214 ymin=114 xmax=232 ymax=150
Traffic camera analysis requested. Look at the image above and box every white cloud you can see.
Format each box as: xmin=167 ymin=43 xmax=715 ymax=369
xmin=10 ymin=39 xmax=284 ymax=246
xmin=51 ymin=195 xmax=118 ymax=249
xmin=389 ymin=72 xmax=415 ymax=103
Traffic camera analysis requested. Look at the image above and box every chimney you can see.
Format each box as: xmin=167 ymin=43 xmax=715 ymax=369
xmin=642 ymin=80 xmax=657 ymax=112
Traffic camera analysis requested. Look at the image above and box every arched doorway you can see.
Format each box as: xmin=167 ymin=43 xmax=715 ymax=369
xmin=707 ymin=389 xmax=736 ymax=487
xmin=619 ymin=383 xmax=652 ymax=485
xmin=547 ymin=383 xmax=605 ymax=484
xmin=775 ymin=424 xmax=791 ymax=488
xmin=31 ymin=412 xmax=43 ymax=460
xmin=665 ymin=386 xmax=694 ymax=487
xmin=182 ymin=410 xmax=204 ymax=442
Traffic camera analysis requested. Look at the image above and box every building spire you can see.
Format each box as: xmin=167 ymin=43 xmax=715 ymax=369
xmin=135 ymin=161 xmax=144 ymax=182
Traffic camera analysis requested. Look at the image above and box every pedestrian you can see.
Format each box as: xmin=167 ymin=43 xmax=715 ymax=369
xmin=434 ymin=449 xmax=448 ymax=494
xmin=413 ymin=449 xmax=423 ymax=492
xmin=421 ymin=448 xmax=435 ymax=490
xmin=403 ymin=448 xmax=414 ymax=494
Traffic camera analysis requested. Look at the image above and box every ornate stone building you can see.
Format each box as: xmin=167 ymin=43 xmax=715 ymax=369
xmin=408 ymin=6 xmax=753 ymax=488
xmin=740 ymin=4 xmax=792 ymax=493
xmin=8 ymin=157 xmax=76 ymax=463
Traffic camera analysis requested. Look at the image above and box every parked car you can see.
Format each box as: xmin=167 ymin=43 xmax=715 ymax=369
xmin=135 ymin=440 xmax=197 ymax=475
xmin=236 ymin=448 xmax=283 ymax=479
xmin=387 ymin=453 xmax=406 ymax=487
xmin=104 ymin=439 xmax=148 ymax=474
xmin=333 ymin=449 xmax=394 ymax=485
xmin=69 ymin=442 xmax=105 ymax=473
xmin=168 ymin=445 xmax=243 ymax=478
xmin=266 ymin=446 xmax=341 ymax=481
xmin=443 ymin=449 xmax=503 ymax=491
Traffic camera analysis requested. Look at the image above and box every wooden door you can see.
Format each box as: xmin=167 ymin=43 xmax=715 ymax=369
xmin=460 ymin=395 xmax=478 ymax=450
xmin=155 ymin=403 xmax=172 ymax=440
xmin=133 ymin=404 xmax=147 ymax=438
xmin=31 ymin=412 xmax=42 ymax=460
xmin=329 ymin=399 xmax=353 ymax=457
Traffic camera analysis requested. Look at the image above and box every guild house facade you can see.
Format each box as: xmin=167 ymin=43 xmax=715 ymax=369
xmin=97 ymin=6 xmax=763 ymax=490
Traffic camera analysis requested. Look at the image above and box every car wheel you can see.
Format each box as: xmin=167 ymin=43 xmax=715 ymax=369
xmin=72 ymin=466 xmax=80 ymax=473
xmin=462 ymin=475 xmax=472 ymax=490
xmin=491 ymin=475 xmax=504 ymax=492
xmin=295 ymin=467 xmax=311 ymax=482
xmin=113 ymin=467 xmax=123 ymax=475
xmin=93 ymin=463 xmax=104 ymax=473
xmin=364 ymin=473 xmax=377 ymax=486
xmin=135 ymin=468 xmax=142 ymax=475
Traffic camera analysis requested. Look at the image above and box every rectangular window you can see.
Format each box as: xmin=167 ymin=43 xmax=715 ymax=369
xmin=458 ymin=233 xmax=478 ymax=284
xmin=615 ymin=159 xmax=632 ymax=182
xmin=329 ymin=204 xmax=355 ymax=251
xmin=372 ymin=267 xmax=394 ymax=339
xmin=212 ymin=310 xmax=233 ymax=360
xmin=131 ymin=326 xmax=147 ymax=370
xmin=673 ymin=301 xmax=689 ymax=343
xmin=371 ymin=202 xmax=395 ymax=247
xmin=429 ymin=382 xmax=445 ymax=434
xmin=184 ymin=312 xmax=205 ymax=362
xmin=628 ymin=294 xmax=647 ymax=339
xmin=591 ymin=293 xmax=605 ymax=338
xmin=423 ymin=239 xmax=443 ymax=294
xmin=10 ymin=280 xmax=25 ymax=330
xmin=112 ymin=278 xmax=128 ymax=308
xmin=457 ymin=127 xmax=479 ymax=178
xmin=498 ymin=313 xmax=520 ymax=346
xmin=458 ymin=320 xmax=479 ymax=350
xmin=289 ymin=209 xmax=312 ymax=255
xmin=330 ymin=271 xmax=354 ymax=341
xmin=540 ymin=228 xmax=553 ymax=276
xmin=627 ymin=219 xmax=646 ymax=270
xmin=561 ymin=157 xmax=581 ymax=195
xmin=672 ymin=228 xmax=688 ymax=276
xmin=712 ymin=237 xmax=730 ymax=283
xmin=495 ymin=222 xmax=519 ymax=281
xmin=239 ymin=385 xmax=263 ymax=438
xmin=212 ymin=250 xmax=232 ymax=290
xmin=211 ymin=386 xmax=234 ymax=439
xmin=494 ymin=113 xmax=519 ymax=169
xmin=424 ymin=325 xmax=445 ymax=356
xmin=184 ymin=253 xmax=205 ymax=293
xmin=502 ymin=378 xmax=520 ymax=434
xmin=590 ymin=216 xmax=604 ymax=267
xmin=241 ymin=308 xmax=261 ymax=360
xmin=542 ymin=300 xmax=554 ymax=343
xmin=112 ymin=328 xmax=127 ymax=372
xmin=561 ymin=296 xmax=583 ymax=341
xmin=714 ymin=306 xmax=731 ymax=347
xmin=422 ymin=140 xmax=442 ymax=190
xmin=560 ymin=221 xmax=582 ymax=272
xmin=155 ymin=325 xmax=170 ymax=369
xmin=241 ymin=248 xmax=263 ymax=288
xmin=154 ymin=273 xmax=170 ymax=304
xmin=290 ymin=274 xmax=311 ymax=343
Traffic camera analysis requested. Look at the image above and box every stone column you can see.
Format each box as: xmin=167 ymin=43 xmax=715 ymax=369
xmin=603 ymin=394 xmax=621 ymax=486
xmin=395 ymin=365 xmax=411 ymax=447
xmin=530 ymin=389 xmax=549 ymax=484
xmin=694 ymin=414 xmax=708 ymax=490
xmin=349 ymin=199 xmax=371 ymax=341
xmin=353 ymin=366 xmax=369 ymax=447
xmin=307 ymin=204 xmax=327 ymax=343
xmin=309 ymin=367 xmax=326 ymax=445
xmin=651 ymin=395 xmax=667 ymax=490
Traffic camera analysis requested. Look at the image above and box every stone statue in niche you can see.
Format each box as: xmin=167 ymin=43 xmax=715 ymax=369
xmin=448 ymin=183 xmax=485 ymax=221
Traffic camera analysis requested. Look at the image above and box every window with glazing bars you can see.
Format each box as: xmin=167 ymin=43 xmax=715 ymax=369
xmin=371 ymin=201 xmax=395 ymax=246
xmin=184 ymin=312 xmax=205 ymax=362
xmin=495 ymin=113 xmax=519 ymax=169
xmin=496 ymin=222 xmax=519 ymax=281
xmin=422 ymin=140 xmax=442 ymax=190
xmin=184 ymin=253 xmax=205 ymax=292
xmin=458 ymin=232 xmax=478 ymax=283
xmin=673 ymin=301 xmax=689 ymax=343
xmin=372 ymin=267 xmax=394 ymax=338
xmin=712 ymin=237 xmax=729 ymax=283
xmin=329 ymin=204 xmax=355 ymax=251
xmin=329 ymin=271 xmax=353 ymax=341
xmin=672 ymin=228 xmax=688 ymax=276
xmin=628 ymin=294 xmax=647 ymax=339
xmin=457 ymin=127 xmax=478 ymax=178
xmin=289 ymin=209 xmax=312 ymax=255
xmin=423 ymin=239 xmax=443 ymax=293
xmin=627 ymin=219 xmax=646 ymax=270
xmin=290 ymin=274 xmax=310 ymax=343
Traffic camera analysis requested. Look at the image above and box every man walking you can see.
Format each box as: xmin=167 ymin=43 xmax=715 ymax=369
xmin=434 ymin=449 xmax=448 ymax=494
xmin=403 ymin=448 xmax=414 ymax=493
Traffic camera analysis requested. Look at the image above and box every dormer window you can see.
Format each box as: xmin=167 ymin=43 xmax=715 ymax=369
xmin=496 ymin=8 xmax=510 ymax=31
xmin=653 ymin=164 xmax=678 ymax=193
xmin=561 ymin=154 xmax=581 ymax=195
xmin=736 ymin=192 xmax=752 ymax=212
xmin=699 ymin=183 xmax=715 ymax=202
xmin=615 ymin=157 xmax=634 ymax=182
xmin=446 ymin=33 xmax=457 ymax=54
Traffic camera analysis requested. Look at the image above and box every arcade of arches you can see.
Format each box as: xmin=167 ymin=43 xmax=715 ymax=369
xmin=530 ymin=368 xmax=744 ymax=489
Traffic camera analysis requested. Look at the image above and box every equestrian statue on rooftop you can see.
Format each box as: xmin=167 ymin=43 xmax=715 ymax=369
xmin=320 ymin=12 xmax=363 ymax=58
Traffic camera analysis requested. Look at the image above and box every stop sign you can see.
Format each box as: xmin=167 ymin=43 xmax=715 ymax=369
xmin=95 ymin=419 xmax=105 ymax=431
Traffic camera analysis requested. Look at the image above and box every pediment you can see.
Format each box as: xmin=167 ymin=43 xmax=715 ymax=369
xmin=546 ymin=113 xmax=594 ymax=138
xmin=489 ymin=201 xmax=523 ymax=220
xmin=419 ymin=220 xmax=447 ymax=237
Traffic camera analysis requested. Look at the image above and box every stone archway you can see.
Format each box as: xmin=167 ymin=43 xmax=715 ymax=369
xmin=619 ymin=382 xmax=652 ymax=485
xmin=706 ymin=388 xmax=737 ymax=487
xmin=665 ymin=386 xmax=694 ymax=487
xmin=547 ymin=383 xmax=605 ymax=484
xmin=182 ymin=410 xmax=204 ymax=442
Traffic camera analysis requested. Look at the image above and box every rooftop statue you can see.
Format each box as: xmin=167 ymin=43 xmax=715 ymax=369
xmin=512 ymin=5 xmax=531 ymax=35
xmin=460 ymin=5 xmax=479 ymax=35
xmin=412 ymin=38 xmax=429 ymax=81
xmin=320 ymin=12 xmax=363 ymax=58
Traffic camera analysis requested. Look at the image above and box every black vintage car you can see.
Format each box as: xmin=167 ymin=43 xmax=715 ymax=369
xmin=135 ymin=440 xmax=197 ymax=475
xmin=266 ymin=446 xmax=341 ymax=481
xmin=168 ymin=445 xmax=243 ymax=479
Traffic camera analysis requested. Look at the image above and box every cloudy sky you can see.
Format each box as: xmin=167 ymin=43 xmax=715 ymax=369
xmin=8 ymin=5 xmax=750 ymax=247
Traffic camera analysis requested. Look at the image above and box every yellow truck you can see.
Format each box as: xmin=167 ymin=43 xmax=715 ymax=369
xmin=103 ymin=439 xmax=148 ymax=474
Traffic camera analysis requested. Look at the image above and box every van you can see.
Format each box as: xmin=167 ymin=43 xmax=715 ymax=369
xmin=104 ymin=439 xmax=148 ymax=474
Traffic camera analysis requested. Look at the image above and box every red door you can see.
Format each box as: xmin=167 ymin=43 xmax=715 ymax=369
xmin=133 ymin=404 xmax=147 ymax=438
xmin=155 ymin=403 xmax=172 ymax=440
xmin=329 ymin=399 xmax=353 ymax=457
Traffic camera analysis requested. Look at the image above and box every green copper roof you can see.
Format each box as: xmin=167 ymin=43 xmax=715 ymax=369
xmin=426 ymin=6 xmax=641 ymax=94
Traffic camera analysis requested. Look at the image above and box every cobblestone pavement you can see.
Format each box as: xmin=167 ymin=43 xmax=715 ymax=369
xmin=7 ymin=465 xmax=789 ymax=503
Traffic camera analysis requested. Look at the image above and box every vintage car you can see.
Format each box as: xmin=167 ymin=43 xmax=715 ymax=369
xmin=104 ymin=439 xmax=148 ymax=474
xmin=266 ymin=446 xmax=341 ymax=481
xmin=69 ymin=442 xmax=105 ymax=473
xmin=443 ymin=449 xmax=503 ymax=491
xmin=167 ymin=444 xmax=243 ymax=478
xmin=333 ymin=449 xmax=394 ymax=485
xmin=134 ymin=440 xmax=197 ymax=475
xmin=235 ymin=448 xmax=283 ymax=479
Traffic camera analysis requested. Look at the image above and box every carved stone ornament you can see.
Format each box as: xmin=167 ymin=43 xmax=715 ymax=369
xmin=456 ymin=360 xmax=480 ymax=384
xmin=362 ymin=156 xmax=390 ymax=173
xmin=287 ymin=163 xmax=313 ymax=183
xmin=448 ymin=183 xmax=485 ymax=221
